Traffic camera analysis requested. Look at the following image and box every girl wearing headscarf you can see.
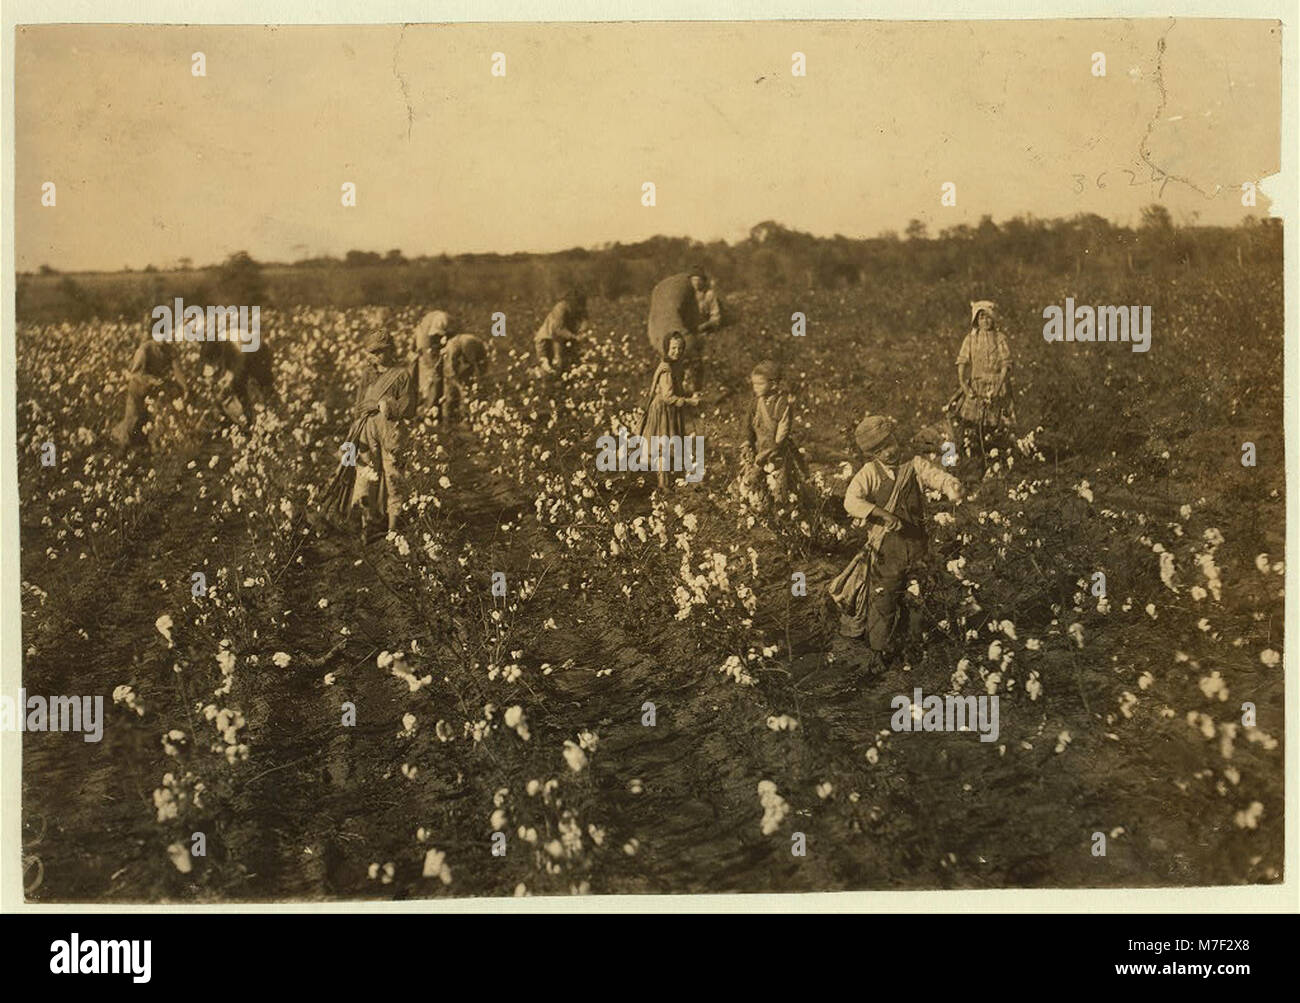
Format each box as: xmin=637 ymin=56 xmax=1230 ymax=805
xmin=828 ymin=413 xmax=963 ymax=663
xmin=637 ymin=330 xmax=700 ymax=492
xmin=953 ymin=300 xmax=1013 ymax=470
xmin=740 ymin=360 xmax=805 ymax=508
xmin=321 ymin=329 xmax=416 ymax=539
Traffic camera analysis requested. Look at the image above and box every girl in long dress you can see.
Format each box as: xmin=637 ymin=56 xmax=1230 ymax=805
xmin=321 ymin=329 xmax=415 ymax=539
xmin=637 ymin=331 xmax=700 ymax=492
xmin=953 ymin=300 xmax=1013 ymax=472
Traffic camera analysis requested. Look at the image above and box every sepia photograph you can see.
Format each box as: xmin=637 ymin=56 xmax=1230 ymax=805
xmin=6 ymin=12 xmax=1290 ymax=907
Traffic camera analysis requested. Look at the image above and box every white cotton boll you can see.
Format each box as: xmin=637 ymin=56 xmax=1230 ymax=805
xmin=1233 ymin=802 xmax=1264 ymax=830
xmin=1198 ymin=672 xmax=1228 ymax=702
xmin=1186 ymin=712 xmax=1216 ymax=739
xmin=756 ymin=780 xmax=790 ymax=835
xmin=167 ymin=841 xmax=193 ymax=873
xmin=563 ymin=741 xmax=587 ymax=773
xmin=1259 ymin=649 xmax=1280 ymax=668
xmin=422 ymin=848 xmax=446 ymax=878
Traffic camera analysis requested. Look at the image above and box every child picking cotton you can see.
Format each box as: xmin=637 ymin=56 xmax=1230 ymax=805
xmin=739 ymin=360 xmax=806 ymax=511
xmin=636 ymin=330 xmax=700 ymax=493
xmin=952 ymin=299 xmax=1014 ymax=476
xmin=828 ymin=413 xmax=963 ymax=668
xmin=320 ymin=329 xmax=416 ymax=540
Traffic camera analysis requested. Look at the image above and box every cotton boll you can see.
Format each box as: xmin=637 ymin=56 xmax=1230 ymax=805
xmin=167 ymin=841 xmax=193 ymax=873
xmin=563 ymin=741 xmax=587 ymax=773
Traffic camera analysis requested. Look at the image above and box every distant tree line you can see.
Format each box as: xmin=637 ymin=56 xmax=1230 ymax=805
xmin=16 ymin=209 xmax=1283 ymax=323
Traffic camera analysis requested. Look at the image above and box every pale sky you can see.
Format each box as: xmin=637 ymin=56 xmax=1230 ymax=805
xmin=15 ymin=19 xmax=1282 ymax=272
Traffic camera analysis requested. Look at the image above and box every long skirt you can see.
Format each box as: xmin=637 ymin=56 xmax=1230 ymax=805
xmin=638 ymin=399 xmax=692 ymax=489
xmin=321 ymin=413 xmax=405 ymax=526
xmin=417 ymin=351 xmax=439 ymax=409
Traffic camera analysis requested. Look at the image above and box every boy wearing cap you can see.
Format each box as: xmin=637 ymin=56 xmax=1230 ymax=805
xmin=829 ymin=413 xmax=964 ymax=662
